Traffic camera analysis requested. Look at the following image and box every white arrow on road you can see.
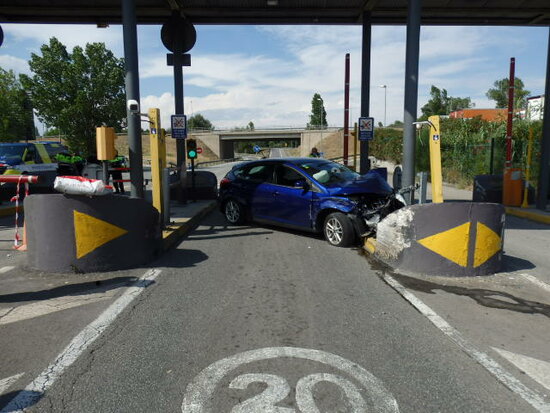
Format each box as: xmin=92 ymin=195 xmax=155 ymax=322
xmin=0 ymin=288 xmax=123 ymax=326
xmin=493 ymin=347 xmax=550 ymax=391
xmin=0 ymin=373 xmax=24 ymax=396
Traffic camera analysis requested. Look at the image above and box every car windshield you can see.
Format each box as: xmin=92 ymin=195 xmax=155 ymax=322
xmin=293 ymin=160 xmax=360 ymax=187
xmin=0 ymin=145 xmax=25 ymax=161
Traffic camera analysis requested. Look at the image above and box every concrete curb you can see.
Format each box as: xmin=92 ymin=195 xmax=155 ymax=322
xmin=162 ymin=201 xmax=217 ymax=250
xmin=505 ymin=207 xmax=550 ymax=225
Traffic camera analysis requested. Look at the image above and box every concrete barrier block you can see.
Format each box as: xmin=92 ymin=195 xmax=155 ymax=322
xmin=25 ymin=194 xmax=161 ymax=273
xmin=374 ymin=202 xmax=505 ymax=277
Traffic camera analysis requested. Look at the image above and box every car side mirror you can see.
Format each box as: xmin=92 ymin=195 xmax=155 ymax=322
xmin=294 ymin=179 xmax=308 ymax=189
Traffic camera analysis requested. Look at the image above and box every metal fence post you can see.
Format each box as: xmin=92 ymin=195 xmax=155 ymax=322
xmin=162 ymin=168 xmax=171 ymax=226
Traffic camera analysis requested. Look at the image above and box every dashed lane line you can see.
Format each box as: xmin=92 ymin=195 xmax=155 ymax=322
xmin=0 ymin=373 xmax=24 ymax=396
xmin=382 ymin=273 xmax=550 ymax=413
xmin=0 ymin=266 xmax=15 ymax=274
xmin=0 ymin=268 xmax=162 ymax=413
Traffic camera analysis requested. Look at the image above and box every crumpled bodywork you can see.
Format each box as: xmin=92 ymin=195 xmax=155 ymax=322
xmin=312 ymin=171 xmax=406 ymax=236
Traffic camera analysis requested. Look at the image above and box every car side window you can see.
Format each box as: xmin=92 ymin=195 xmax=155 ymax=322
xmin=240 ymin=164 xmax=274 ymax=184
xmin=275 ymin=165 xmax=305 ymax=187
xmin=45 ymin=144 xmax=67 ymax=159
xmin=24 ymin=146 xmax=40 ymax=163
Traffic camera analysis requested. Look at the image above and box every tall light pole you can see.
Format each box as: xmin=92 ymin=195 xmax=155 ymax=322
xmin=379 ymin=85 xmax=387 ymax=126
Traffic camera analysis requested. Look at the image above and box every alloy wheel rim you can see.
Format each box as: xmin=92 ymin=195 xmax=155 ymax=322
xmin=326 ymin=217 xmax=343 ymax=244
xmin=226 ymin=201 xmax=239 ymax=223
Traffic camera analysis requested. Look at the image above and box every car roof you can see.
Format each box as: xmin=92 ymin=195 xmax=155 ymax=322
xmin=0 ymin=141 xmax=61 ymax=146
xmin=235 ymin=157 xmax=332 ymax=167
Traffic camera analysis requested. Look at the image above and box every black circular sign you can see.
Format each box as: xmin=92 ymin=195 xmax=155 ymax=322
xmin=161 ymin=14 xmax=196 ymax=53
xmin=0 ymin=26 xmax=4 ymax=48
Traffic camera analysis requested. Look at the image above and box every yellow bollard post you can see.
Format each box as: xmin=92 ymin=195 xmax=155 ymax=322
xmin=521 ymin=127 xmax=534 ymax=208
xmin=149 ymin=108 xmax=166 ymax=216
xmin=353 ymin=122 xmax=358 ymax=171
xmin=428 ymin=115 xmax=443 ymax=203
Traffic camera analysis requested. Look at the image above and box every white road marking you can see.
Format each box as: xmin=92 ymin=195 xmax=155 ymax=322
xmin=0 ymin=292 xmax=117 ymax=326
xmin=493 ymin=348 xmax=550 ymax=391
xmin=522 ymin=273 xmax=550 ymax=293
xmin=0 ymin=373 xmax=24 ymax=396
xmin=182 ymin=346 xmax=399 ymax=412
xmin=0 ymin=268 xmax=162 ymax=413
xmin=0 ymin=266 xmax=15 ymax=274
xmin=382 ymin=273 xmax=550 ymax=413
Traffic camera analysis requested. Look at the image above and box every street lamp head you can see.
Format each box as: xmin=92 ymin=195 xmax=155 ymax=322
xmin=379 ymin=85 xmax=387 ymax=88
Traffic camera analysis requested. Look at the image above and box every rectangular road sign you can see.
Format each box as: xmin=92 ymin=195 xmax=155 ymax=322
xmin=358 ymin=117 xmax=374 ymax=141
xmin=171 ymin=114 xmax=187 ymax=139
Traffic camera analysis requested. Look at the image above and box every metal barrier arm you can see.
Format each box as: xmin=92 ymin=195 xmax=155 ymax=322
xmin=0 ymin=175 xmax=41 ymax=184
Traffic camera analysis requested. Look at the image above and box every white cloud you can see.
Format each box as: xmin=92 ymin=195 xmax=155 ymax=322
xmin=0 ymin=55 xmax=30 ymax=74
xmin=2 ymin=24 xmax=123 ymax=55
xmin=2 ymin=22 xmax=546 ymax=130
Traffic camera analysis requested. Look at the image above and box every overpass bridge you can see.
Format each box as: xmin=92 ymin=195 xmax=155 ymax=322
xmin=191 ymin=128 xmax=340 ymax=159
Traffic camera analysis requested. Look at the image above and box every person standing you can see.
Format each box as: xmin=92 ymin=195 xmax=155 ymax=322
xmin=109 ymin=151 xmax=126 ymax=194
xmin=309 ymin=147 xmax=321 ymax=158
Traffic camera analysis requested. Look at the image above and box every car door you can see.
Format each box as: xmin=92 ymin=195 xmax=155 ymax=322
xmin=260 ymin=164 xmax=314 ymax=229
xmin=235 ymin=163 xmax=275 ymax=219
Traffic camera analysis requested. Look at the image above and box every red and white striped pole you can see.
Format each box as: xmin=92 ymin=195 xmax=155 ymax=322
xmin=0 ymin=175 xmax=40 ymax=184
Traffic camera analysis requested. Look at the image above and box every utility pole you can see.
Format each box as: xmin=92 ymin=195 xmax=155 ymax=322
xmin=379 ymin=85 xmax=387 ymax=126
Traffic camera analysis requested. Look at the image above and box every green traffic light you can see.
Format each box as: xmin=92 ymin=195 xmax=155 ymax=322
xmin=188 ymin=150 xmax=197 ymax=158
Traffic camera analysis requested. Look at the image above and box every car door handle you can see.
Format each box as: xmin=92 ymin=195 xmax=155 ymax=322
xmin=272 ymin=191 xmax=279 ymax=197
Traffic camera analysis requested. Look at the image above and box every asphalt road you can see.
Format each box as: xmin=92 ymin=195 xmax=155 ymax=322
xmin=27 ymin=211 xmax=533 ymax=412
xmin=1 ymin=159 xmax=548 ymax=412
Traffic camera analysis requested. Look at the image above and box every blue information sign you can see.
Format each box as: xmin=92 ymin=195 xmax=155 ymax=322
xmin=171 ymin=114 xmax=187 ymax=139
xmin=253 ymin=145 xmax=261 ymax=153
xmin=358 ymin=117 xmax=374 ymax=141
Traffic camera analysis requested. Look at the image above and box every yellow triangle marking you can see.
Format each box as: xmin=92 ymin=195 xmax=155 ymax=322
xmin=74 ymin=210 xmax=128 ymax=259
xmin=418 ymin=222 xmax=470 ymax=267
xmin=474 ymin=222 xmax=502 ymax=268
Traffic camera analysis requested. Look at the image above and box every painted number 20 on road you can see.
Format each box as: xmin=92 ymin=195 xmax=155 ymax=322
xmin=229 ymin=372 xmax=368 ymax=412
xmin=181 ymin=347 xmax=399 ymax=413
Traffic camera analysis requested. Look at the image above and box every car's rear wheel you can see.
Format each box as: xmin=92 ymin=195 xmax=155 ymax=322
xmin=224 ymin=199 xmax=246 ymax=225
xmin=324 ymin=212 xmax=355 ymax=247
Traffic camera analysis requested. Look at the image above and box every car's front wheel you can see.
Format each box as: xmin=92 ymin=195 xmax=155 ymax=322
xmin=323 ymin=212 xmax=355 ymax=247
xmin=224 ymin=198 xmax=246 ymax=225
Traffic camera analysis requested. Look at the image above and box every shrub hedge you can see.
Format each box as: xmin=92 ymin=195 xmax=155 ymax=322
xmin=369 ymin=117 xmax=543 ymax=188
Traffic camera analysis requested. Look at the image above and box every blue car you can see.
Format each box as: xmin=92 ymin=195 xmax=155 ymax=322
xmin=218 ymin=158 xmax=405 ymax=247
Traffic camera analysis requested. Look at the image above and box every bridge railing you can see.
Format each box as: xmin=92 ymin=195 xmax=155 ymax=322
xmin=195 ymin=157 xmax=243 ymax=169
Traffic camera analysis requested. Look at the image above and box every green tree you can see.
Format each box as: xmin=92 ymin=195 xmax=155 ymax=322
xmin=187 ymin=113 xmax=214 ymax=131
xmin=420 ymin=85 xmax=473 ymax=119
xmin=0 ymin=68 xmax=35 ymax=141
xmin=21 ymin=37 xmax=126 ymax=156
xmin=486 ymin=77 xmax=530 ymax=109
xmin=247 ymin=121 xmax=255 ymax=131
xmin=307 ymin=93 xmax=327 ymax=129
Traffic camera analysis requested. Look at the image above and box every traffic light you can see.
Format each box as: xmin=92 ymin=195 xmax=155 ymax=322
xmin=187 ymin=139 xmax=197 ymax=159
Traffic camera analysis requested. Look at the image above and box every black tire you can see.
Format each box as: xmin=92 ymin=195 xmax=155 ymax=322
xmin=224 ymin=198 xmax=246 ymax=225
xmin=323 ymin=212 xmax=355 ymax=247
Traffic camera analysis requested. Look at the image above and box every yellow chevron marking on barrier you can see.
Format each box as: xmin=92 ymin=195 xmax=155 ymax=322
xmin=417 ymin=222 xmax=470 ymax=267
xmin=474 ymin=222 xmax=502 ymax=268
xmin=74 ymin=210 xmax=128 ymax=259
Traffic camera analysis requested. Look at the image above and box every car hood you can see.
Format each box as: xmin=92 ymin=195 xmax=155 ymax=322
xmin=325 ymin=171 xmax=393 ymax=196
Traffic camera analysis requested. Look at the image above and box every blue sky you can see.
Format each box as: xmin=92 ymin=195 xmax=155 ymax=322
xmin=0 ymin=23 xmax=548 ymax=132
